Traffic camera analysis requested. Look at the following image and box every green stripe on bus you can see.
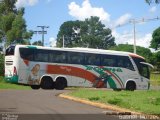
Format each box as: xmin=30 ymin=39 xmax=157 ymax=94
xmin=93 ymin=66 xmax=117 ymax=89
xmin=112 ymin=72 xmax=124 ymax=88
xmin=27 ymin=46 xmax=37 ymax=49
xmin=107 ymin=77 xmax=117 ymax=89
xmin=84 ymin=65 xmax=117 ymax=89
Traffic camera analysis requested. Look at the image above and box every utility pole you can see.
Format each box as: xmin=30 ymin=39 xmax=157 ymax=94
xmin=129 ymin=17 xmax=160 ymax=54
xmin=129 ymin=19 xmax=137 ymax=54
xmin=133 ymin=20 xmax=136 ymax=54
xmin=34 ymin=26 xmax=49 ymax=46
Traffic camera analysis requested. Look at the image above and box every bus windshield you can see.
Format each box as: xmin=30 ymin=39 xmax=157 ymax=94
xmin=132 ymin=57 xmax=150 ymax=79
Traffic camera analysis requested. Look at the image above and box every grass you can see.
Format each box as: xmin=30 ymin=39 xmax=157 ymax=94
xmin=150 ymin=73 xmax=160 ymax=81
xmin=69 ymin=89 xmax=160 ymax=115
xmin=150 ymin=73 xmax=160 ymax=86
xmin=0 ymin=76 xmax=31 ymax=90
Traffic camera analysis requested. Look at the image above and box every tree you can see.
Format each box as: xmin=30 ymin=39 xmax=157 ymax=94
xmin=56 ymin=20 xmax=83 ymax=47
xmin=146 ymin=0 xmax=160 ymax=4
xmin=154 ymin=51 xmax=160 ymax=70
xmin=22 ymin=30 xmax=34 ymax=44
xmin=150 ymin=27 xmax=160 ymax=50
xmin=32 ymin=40 xmax=43 ymax=46
xmin=0 ymin=54 xmax=4 ymax=76
xmin=110 ymin=44 xmax=153 ymax=63
xmin=110 ymin=44 xmax=133 ymax=52
xmin=0 ymin=0 xmax=33 ymax=46
xmin=56 ymin=16 xmax=115 ymax=49
xmin=82 ymin=16 xmax=115 ymax=49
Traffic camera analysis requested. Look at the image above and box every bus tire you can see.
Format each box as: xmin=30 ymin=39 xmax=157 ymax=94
xmin=31 ymin=85 xmax=40 ymax=90
xmin=113 ymin=88 xmax=122 ymax=91
xmin=40 ymin=76 xmax=54 ymax=89
xmin=126 ymin=81 xmax=136 ymax=91
xmin=55 ymin=77 xmax=67 ymax=90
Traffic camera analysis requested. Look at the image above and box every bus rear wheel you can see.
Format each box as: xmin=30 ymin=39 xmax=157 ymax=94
xmin=31 ymin=85 xmax=40 ymax=90
xmin=55 ymin=77 xmax=67 ymax=90
xmin=40 ymin=77 xmax=54 ymax=89
xmin=126 ymin=81 xmax=136 ymax=91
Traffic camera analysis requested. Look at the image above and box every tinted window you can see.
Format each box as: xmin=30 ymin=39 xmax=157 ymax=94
xmin=5 ymin=45 xmax=15 ymax=56
xmin=68 ymin=52 xmax=84 ymax=64
xmin=101 ymin=55 xmax=117 ymax=67
xmin=85 ymin=54 xmax=100 ymax=65
xmin=49 ymin=50 xmax=67 ymax=63
xmin=117 ymin=56 xmax=134 ymax=70
xmin=19 ymin=48 xmax=34 ymax=61
xmin=132 ymin=57 xmax=145 ymax=72
xmin=141 ymin=65 xmax=149 ymax=78
xmin=132 ymin=57 xmax=149 ymax=78
xmin=34 ymin=49 xmax=49 ymax=62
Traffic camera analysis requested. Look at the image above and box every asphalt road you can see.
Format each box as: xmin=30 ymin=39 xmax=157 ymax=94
xmin=0 ymin=89 xmax=122 ymax=120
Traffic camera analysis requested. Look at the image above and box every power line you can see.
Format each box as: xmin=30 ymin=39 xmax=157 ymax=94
xmin=34 ymin=26 xmax=49 ymax=46
xmin=115 ymin=16 xmax=160 ymax=54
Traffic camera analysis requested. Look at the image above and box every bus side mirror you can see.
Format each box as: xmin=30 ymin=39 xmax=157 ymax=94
xmin=140 ymin=62 xmax=154 ymax=69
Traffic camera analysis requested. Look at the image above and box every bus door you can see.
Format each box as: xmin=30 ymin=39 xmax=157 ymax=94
xmin=139 ymin=62 xmax=153 ymax=89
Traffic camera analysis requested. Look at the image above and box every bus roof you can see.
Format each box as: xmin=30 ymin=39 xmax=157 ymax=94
xmin=15 ymin=45 xmax=145 ymax=59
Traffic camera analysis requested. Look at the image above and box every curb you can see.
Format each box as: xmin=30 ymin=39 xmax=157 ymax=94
xmin=59 ymin=94 xmax=159 ymax=119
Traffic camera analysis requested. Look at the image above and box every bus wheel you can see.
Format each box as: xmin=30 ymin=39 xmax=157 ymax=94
xmin=40 ymin=77 xmax=54 ymax=89
xmin=126 ymin=81 xmax=136 ymax=91
xmin=31 ymin=85 xmax=40 ymax=90
xmin=55 ymin=77 xmax=67 ymax=90
xmin=113 ymin=88 xmax=122 ymax=91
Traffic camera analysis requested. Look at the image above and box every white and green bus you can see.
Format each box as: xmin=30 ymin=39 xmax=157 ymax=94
xmin=5 ymin=45 xmax=153 ymax=90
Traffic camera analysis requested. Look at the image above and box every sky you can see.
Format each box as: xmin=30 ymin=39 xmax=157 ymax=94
xmin=15 ymin=0 xmax=160 ymax=48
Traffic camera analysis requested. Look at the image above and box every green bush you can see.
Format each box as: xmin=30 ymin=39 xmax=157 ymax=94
xmin=0 ymin=54 xmax=4 ymax=76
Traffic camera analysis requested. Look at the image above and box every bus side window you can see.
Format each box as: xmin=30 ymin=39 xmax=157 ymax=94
xmin=34 ymin=50 xmax=49 ymax=62
xmin=48 ymin=51 xmax=54 ymax=62
xmin=101 ymin=55 xmax=117 ymax=67
xmin=85 ymin=54 xmax=100 ymax=66
xmin=117 ymin=60 xmax=123 ymax=67
xmin=68 ymin=52 xmax=84 ymax=64
xmin=19 ymin=48 xmax=34 ymax=61
xmin=56 ymin=51 xmax=67 ymax=63
xmin=117 ymin=56 xmax=135 ymax=71
xmin=48 ymin=51 xmax=67 ymax=63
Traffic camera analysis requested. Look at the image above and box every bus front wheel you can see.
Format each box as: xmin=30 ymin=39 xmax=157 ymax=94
xmin=31 ymin=85 xmax=40 ymax=90
xmin=126 ymin=81 xmax=136 ymax=91
xmin=55 ymin=77 xmax=67 ymax=90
